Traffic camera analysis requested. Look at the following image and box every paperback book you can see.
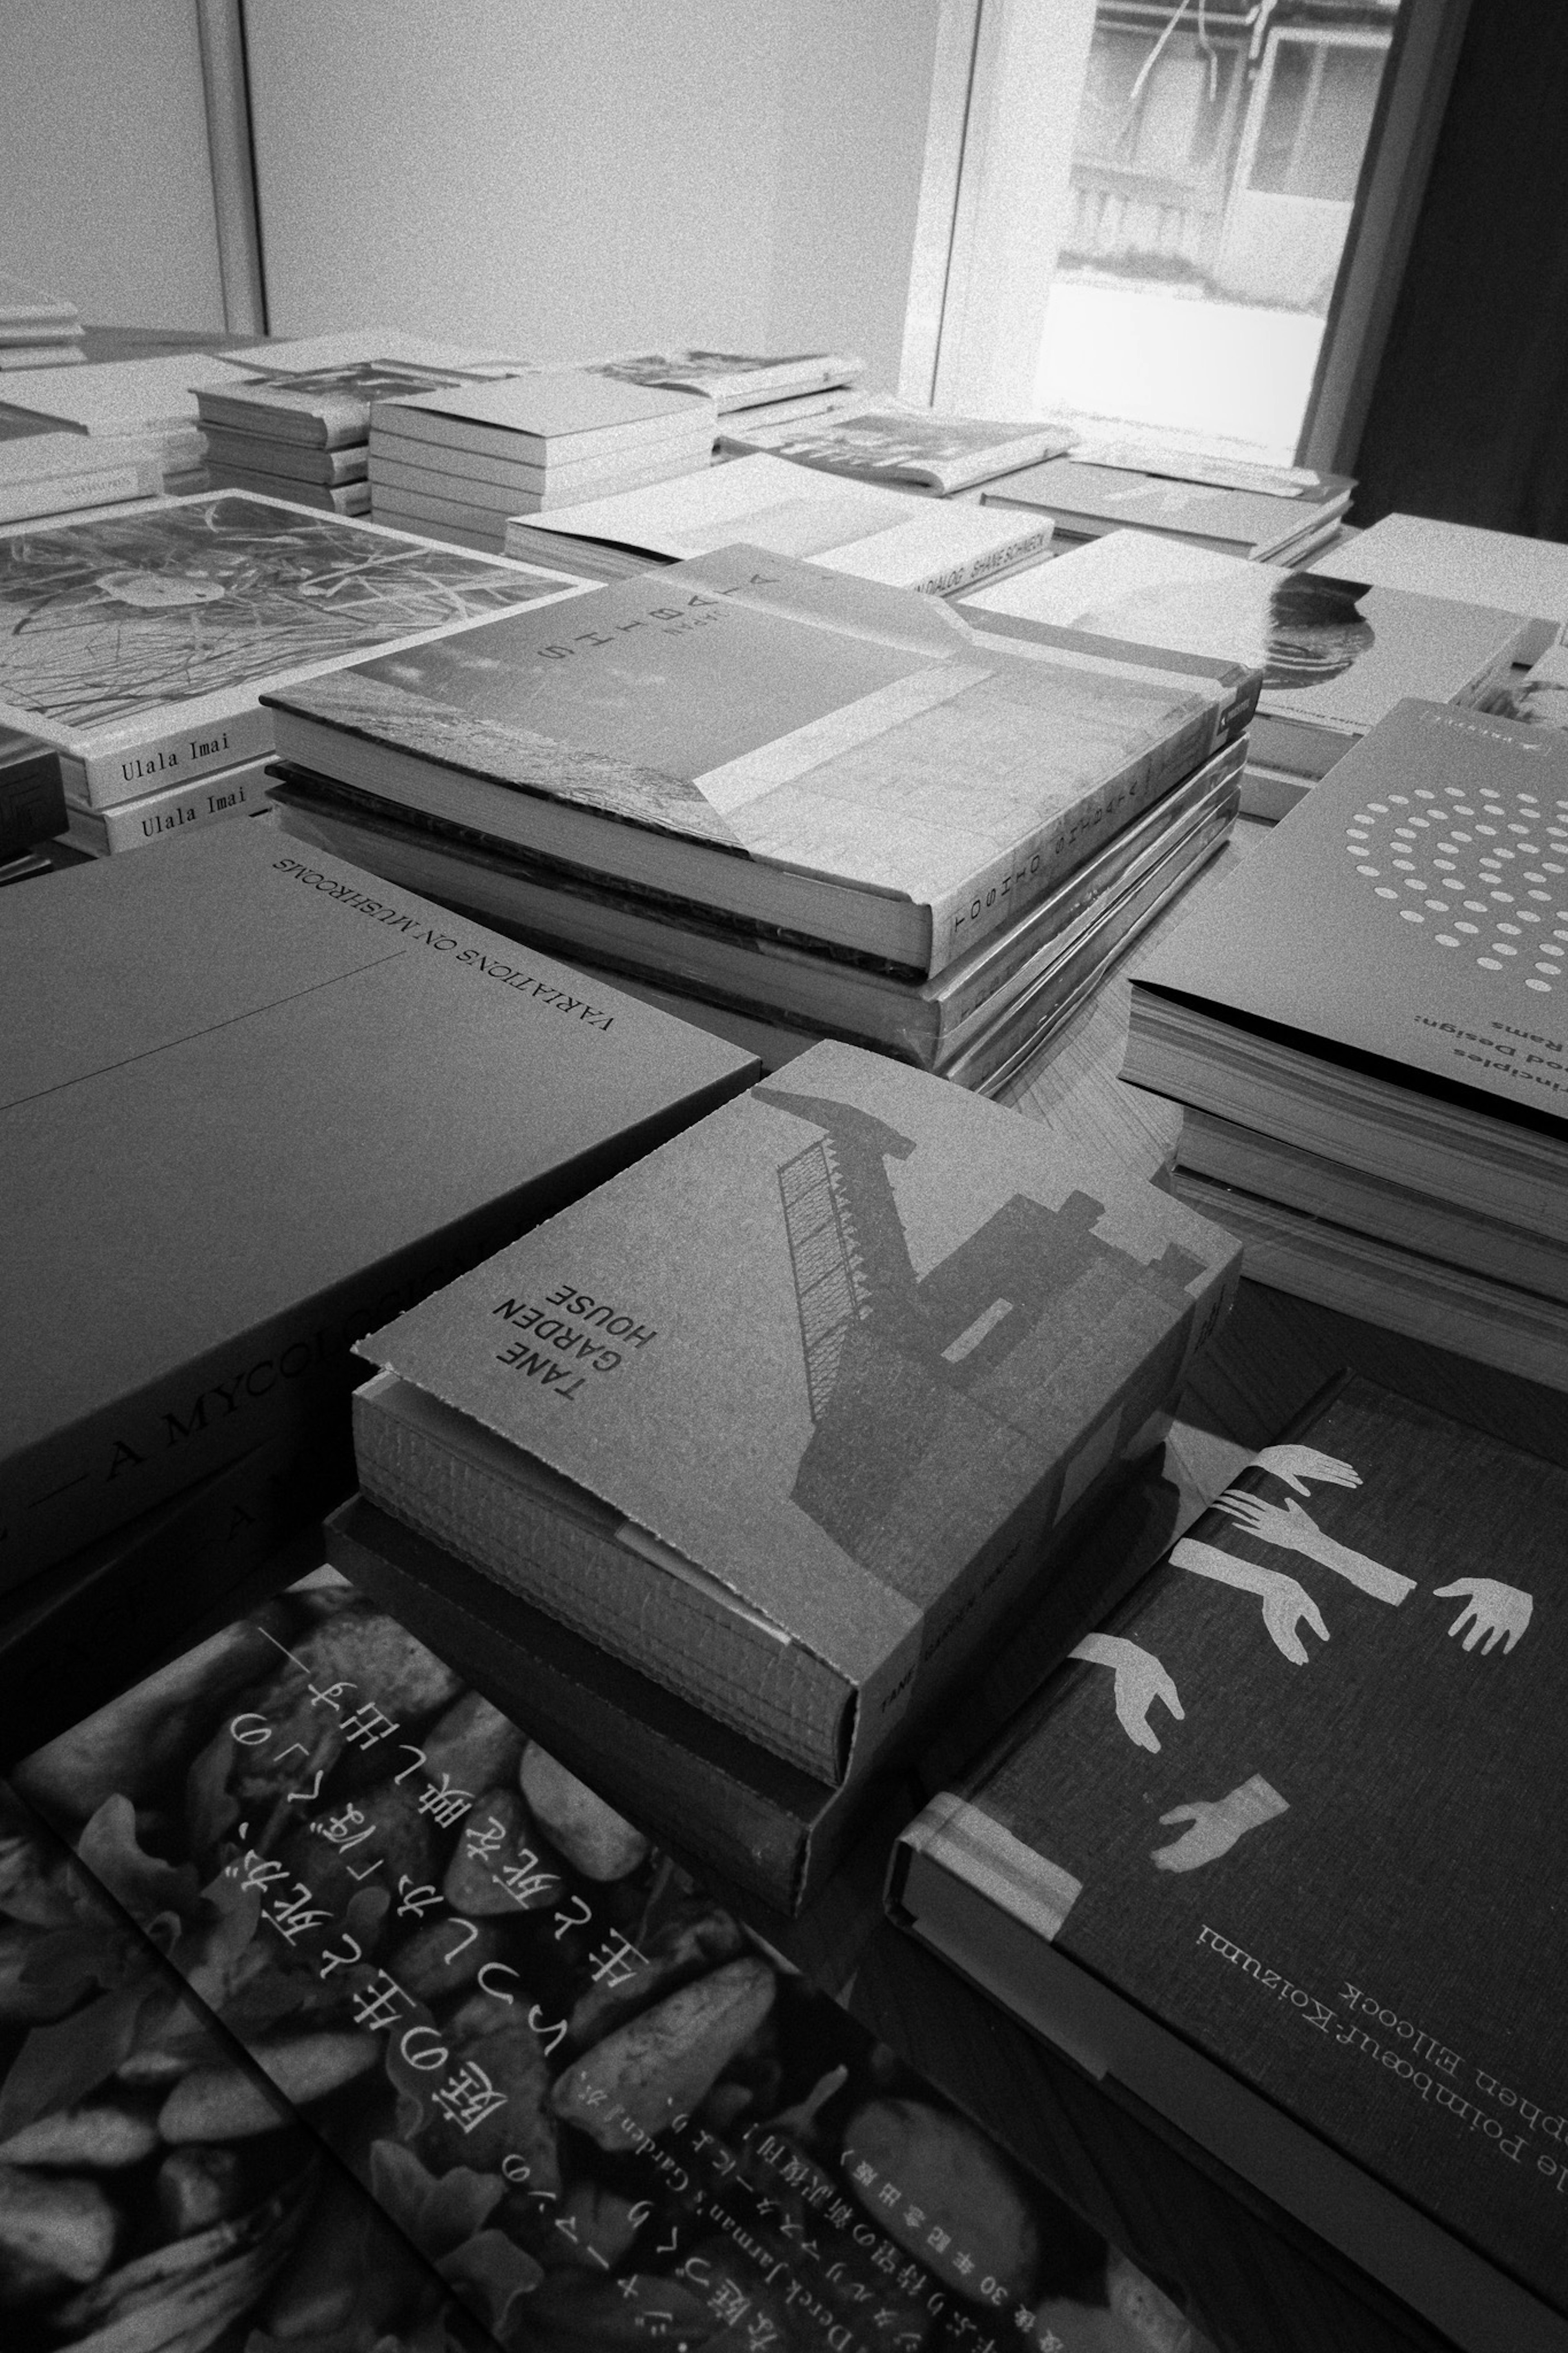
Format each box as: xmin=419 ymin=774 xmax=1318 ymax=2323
xmin=0 ymin=431 xmax=163 ymax=526
xmin=375 ymin=371 xmax=717 ymax=467
xmin=588 ymin=343 xmax=865 ymax=411
xmin=719 ymin=401 xmax=1072 ymax=495
xmin=0 ymin=1566 xmax=1212 ymax=2352
xmin=0 ymin=491 xmax=595 ymax=807
xmin=1 ymin=821 xmax=754 ymax=1586
xmin=200 ymin=334 xmax=532 ymax=450
xmin=499 ymin=449 xmax=1054 ymax=595
xmin=349 ymin=1038 xmax=1240 ymax=1785
xmin=1310 ymin=512 xmax=1568 ymax=664
xmin=981 ymin=459 xmax=1346 ymax=565
xmin=62 ymin=754 xmax=278 ymax=856
xmin=891 ymin=1373 xmax=1568 ymax=2353
xmin=263 ymin=544 xmax=1254 ymax=978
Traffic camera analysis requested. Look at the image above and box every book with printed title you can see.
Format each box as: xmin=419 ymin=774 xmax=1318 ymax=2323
xmin=891 ymin=1373 xmax=1568 ymax=2353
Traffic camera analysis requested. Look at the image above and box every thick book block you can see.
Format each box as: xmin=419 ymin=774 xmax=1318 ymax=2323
xmin=351 ymin=1039 xmax=1241 ymax=1785
xmin=265 ymin=543 xmax=1256 ymax=978
xmin=1 ymin=821 xmax=755 ymax=1587
xmin=892 ymin=1373 xmax=1568 ymax=2353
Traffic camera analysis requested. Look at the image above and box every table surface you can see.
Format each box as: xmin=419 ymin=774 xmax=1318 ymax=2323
xmin=11 ymin=337 xmax=1535 ymax=2351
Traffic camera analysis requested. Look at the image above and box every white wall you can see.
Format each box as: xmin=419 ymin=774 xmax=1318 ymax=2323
xmin=0 ymin=0 xmax=225 ymax=329
xmin=245 ymin=0 xmax=941 ymax=384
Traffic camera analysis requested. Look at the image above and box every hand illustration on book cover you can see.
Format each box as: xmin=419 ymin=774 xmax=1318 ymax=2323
xmin=1150 ymin=1775 xmax=1288 ymax=1875
xmin=1068 ymin=1635 xmax=1183 ymax=1755
xmin=757 ymin=1081 xmax=1210 ymax=1587
xmin=1172 ymin=1539 xmax=1330 ymax=1667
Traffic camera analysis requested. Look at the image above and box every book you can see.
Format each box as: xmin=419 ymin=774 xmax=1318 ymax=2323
xmin=1311 ymin=512 xmax=1568 ymax=665
xmin=203 ymin=428 xmax=370 ymax=485
xmin=719 ymin=401 xmax=1073 ymax=494
xmin=497 ymin=450 xmax=1056 ymax=595
xmin=375 ymin=442 xmax=714 ymax=533
xmin=62 ymin=754 xmax=278 ymax=855
xmin=0 ymin=344 xmax=88 ymax=371
xmin=1494 ymin=641 xmax=1568 ymax=732
xmin=982 ymin=459 xmax=1348 ymax=565
xmin=589 ymin=343 xmax=865 ymax=411
xmin=0 ymin=723 xmax=65 ymax=859
xmin=891 ymin=1372 xmax=1568 ymax=2353
xmin=198 ymin=336 xmax=532 ymax=448
xmin=270 ymin=738 xmax=1241 ymax=1072
xmin=964 ymin=531 xmax=1530 ymax=780
xmin=376 ymin=370 xmax=718 ymax=467
xmin=370 ymin=418 xmax=705 ymax=497
xmin=3 ymin=1563 xmax=1209 ymax=2353
xmin=1063 ymin=437 xmax=1354 ymax=505
xmin=0 ymin=351 xmax=244 ymax=437
xmin=350 ymin=1037 xmax=1241 ymax=1784
xmin=210 ymin=463 xmax=372 ymax=516
xmin=0 ymin=273 xmax=79 ymax=332
xmin=0 ymin=431 xmax=164 ymax=525
xmin=263 ymin=543 xmax=1254 ymax=979
xmin=1122 ymin=700 xmax=1568 ymax=1241
xmin=0 ymin=491 xmax=595 ymax=808
xmin=0 ymin=820 xmax=755 ymax=1588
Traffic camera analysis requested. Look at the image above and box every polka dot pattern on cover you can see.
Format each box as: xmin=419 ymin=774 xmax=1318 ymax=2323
xmin=1345 ymin=774 xmax=1568 ymax=996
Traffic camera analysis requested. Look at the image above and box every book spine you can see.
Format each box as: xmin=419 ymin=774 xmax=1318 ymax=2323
xmin=0 ymin=744 xmax=66 ymax=858
xmin=67 ymin=762 xmax=275 ymax=852
xmin=927 ymin=701 xmax=1225 ymax=972
xmin=909 ymin=520 xmax=1055 ymax=598
xmin=72 ymin=702 xmax=278 ymax=810
xmin=0 ymin=459 xmax=161 ymax=523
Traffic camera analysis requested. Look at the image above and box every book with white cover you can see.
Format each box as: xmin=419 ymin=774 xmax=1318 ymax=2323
xmin=967 ymin=531 xmax=1530 ymax=778
xmin=499 ymin=452 xmax=1054 ymax=596
xmin=368 ymin=421 xmax=700 ymax=499
xmin=588 ymin=343 xmax=864 ymax=412
xmin=0 ymin=352 xmax=245 ymax=436
xmin=720 ymin=401 xmax=1071 ymax=494
xmin=0 ymin=430 xmax=163 ymax=524
xmin=378 ymin=371 xmax=717 ymax=465
xmin=64 ymin=754 xmax=277 ymax=854
xmin=983 ymin=459 xmax=1347 ymax=562
xmin=0 ymin=491 xmax=595 ymax=807
xmin=1312 ymin=513 xmax=1568 ymax=663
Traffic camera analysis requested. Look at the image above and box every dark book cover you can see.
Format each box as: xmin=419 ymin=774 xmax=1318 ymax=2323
xmin=350 ymin=1040 xmax=1240 ymax=1786
xmin=893 ymin=1374 xmax=1568 ymax=2349
xmin=0 ymin=725 xmax=65 ymax=861
xmin=2 ymin=1569 xmax=1206 ymax=2351
xmin=2 ymin=821 xmax=755 ymax=1588
xmin=1128 ymin=697 xmax=1568 ymax=1136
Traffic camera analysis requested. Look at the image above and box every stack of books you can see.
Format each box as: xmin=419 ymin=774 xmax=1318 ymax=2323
xmin=0 ymin=819 xmax=752 ymax=1743
xmin=0 ymin=721 xmax=66 ymax=874
xmin=0 ymin=1557 xmax=1219 ymax=2352
xmin=501 ymin=448 xmax=1055 ymax=593
xmin=0 ymin=270 xmax=85 ymax=370
xmin=894 ymin=1368 xmax=1568 ymax=2353
xmin=0 ymin=490 xmax=592 ymax=856
xmin=982 ymin=455 xmax=1352 ymax=566
xmin=964 ymin=529 xmax=1532 ymax=819
xmin=0 ymin=428 xmax=165 ymax=527
xmin=719 ymin=397 xmax=1073 ymax=494
xmin=196 ymin=328 xmax=531 ymax=517
xmin=328 ymin=1037 xmax=1239 ymax=1906
xmin=1120 ymin=700 xmax=1568 ymax=1388
xmin=587 ymin=338 xmax=866 ymax=426
xmin=261 ymin=544 xmax=1259 ymax=1086
xmin=367 ymin=368 xmax=718 ymax=552
xmin=0 ymin=350 xmax=241 ymax=491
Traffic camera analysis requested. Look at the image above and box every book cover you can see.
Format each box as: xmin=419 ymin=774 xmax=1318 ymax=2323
xmin=1311 ymin=513 xmax=1568 ymax=661
xmin=4 ymin=1564 xmax=1210 ymax=2353
xmin=0 ymin=491 xmax=595 ymax=806
xmin=379 ymin=371 xmax=716 ymax=458
xmin=590 ymin=345 xmax=865 ymax=412
xmin=1062 ymin=439 xmax=1353 ymax=506
xmin=350 ymin=1039 xmax=1239 ymax=1784
xmin=720 ymin=404 xmax=1072 ymax=495
xmin=966 ymin=533 xmax=1529 ymax=777
xmin=483 ymin=451 xmax=1053 ymax=597
xmin=1126 ymin=699 xmax=1568 ymax=1138
xmin=0 ymin=352 xmax=245 ymax=437
xmin=1 ymin=821 xmax=755 ymax=1588
xmin=264 ymin=544 xmax=1239 ymax=977
xmin=982 ymin=462 xmax=1330 ymax=562
xmin=892 ymin=1375 xmax=1568 ymax=2352
xmin=199 ymin=348 xmax=532 ymax=451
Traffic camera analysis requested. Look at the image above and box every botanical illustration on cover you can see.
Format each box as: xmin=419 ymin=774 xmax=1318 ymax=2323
xmin=0 ymin=496 xmax=553 ymax=733
xmin=1 ymin=1574 xmax=1190 ymax=2351
xmin=234 ymin=359 xmax=514 ymax=404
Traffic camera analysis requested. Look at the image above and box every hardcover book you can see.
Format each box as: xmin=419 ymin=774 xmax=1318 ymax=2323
xmin=1 ymin=821 xmax=755 ymax=1588
xmin=891 ymin=1373 xmax=1568 ymax=2353
xmin=718 ymin=402 xmax=1072 ymax=495
xmin=498 ymin=449 xmax=1054 ymax=594
xmin=0 ymin=491 xmax=595 ymax=807
xmin=981 ymin=459 xmax=1346 ymax=565
xmin=1122 ymin=699 xmax=1568 ymax=1239
xmin=264 ymin=543 xmax=1252 ymax=978
xmin=964 ymin=531 xmax=1530 ymax=780
xmin=1310 ymin=511 xmax=1568 ymax=664
xmin=350 ymin=1039 xmax=1241 ymax=1785
xmin=2 ymin=1565 xmax=1205 ymax=2353
xmin=589 ymin=343 xmax=865 ymax=411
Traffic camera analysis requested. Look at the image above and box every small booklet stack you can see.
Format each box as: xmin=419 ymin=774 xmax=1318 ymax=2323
xmin=0 ymin=270 xmax=85 ymax=370
xmin=368 ymin=369 xmax=717 ymax=551
xmin=964 ymin=529 xmax=1532 ymax=819
xmin=0 ymin=490 xmax=592 ymax=855
xmin=264 ymin=544 xmax=1258 ymax=1086
xmin=982 ymin=455 xmax=1352 ymax=566
xmin=719 ymin=397 xmax=1071 ymax=494
xmin=502 ymin=449 xmax=1054 ymax=594
xmin=197 ymin=330 xmax=531 ymax=517
xmin=1122 ymin=699 xmax=1568 ymax=1388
